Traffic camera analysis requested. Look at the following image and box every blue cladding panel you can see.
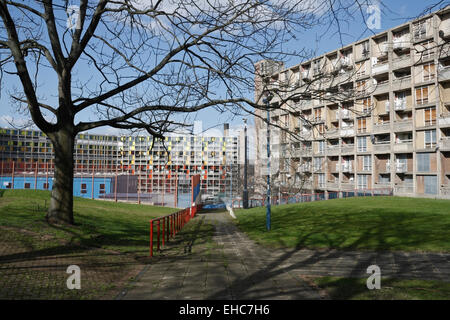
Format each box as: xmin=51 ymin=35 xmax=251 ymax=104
xmin=0 ymin=176 xmax=112 ymax=199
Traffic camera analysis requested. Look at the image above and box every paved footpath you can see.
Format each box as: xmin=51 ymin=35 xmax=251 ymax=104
xmin=119 ymin=210 xmax=450 ymax=300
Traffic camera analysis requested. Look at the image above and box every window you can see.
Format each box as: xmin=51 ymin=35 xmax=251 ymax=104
xmin=424 ymin=107 xmax=436 ymax=125
xmin=363 ymin=97 xmax=371 ymax=113
xmin=418 ymin=40 xmax=434 ymax=59
xmin=314 ymin=158 xmax=323 ymax=171
xmin=357 ymin=174 xmax=368 ymax=189
xmin=417 ymin=153 xmax=430 ymax=172
xmin=24 ymin=183 xmax=30 ymax=189
xmin=362 ymin=41 xmax=370 ymax=57
xmin=424 ymin=175 xmax=437 ymax=195
xmin=379 ymin=174 xmax=390 ymax=184
xmin=43 ymin=183 xmax=49 ymax=190
xmin=357 ymin=136 xmax=367 ymax=152
xmin=357 ymin=117 xmax=367 ymax=133
xmin=423 ymin=63 xmax=435 ymax=81
xmin=415 ymin=86 xmax=428 ymax=105
xmin=356 ymin=62 xmax=366 ymax=77
xmin=81 ymin=183 xmax=87 ymax=194
xmin=424 ymin=129 xmax=436 ymax=148
xmin=99 ymin=183 xmax=105 ymax=194
xmin=363 ymin=155 xmax=372 ymax=171
xmin=413 ymin=20 xmax=426 ymax=40
xmin=356 ymin=80 xmax=366 ymax=93
xmin=318 ymin=173 xmax=325 ymax=187
xmin=318 ymin=141 xmax=325 ymax=154
xmin=317 ymin=124 xmax=325 ymax=134
xmin=314 ymin=108 xmax=322 ymax=121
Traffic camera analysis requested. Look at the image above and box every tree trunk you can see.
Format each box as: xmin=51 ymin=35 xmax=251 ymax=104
xmin=46 ymin=129 xmax=75 ymax=224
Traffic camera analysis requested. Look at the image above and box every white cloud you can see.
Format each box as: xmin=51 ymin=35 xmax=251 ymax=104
xmin=0 ymin=115 xmax=35 ymax=129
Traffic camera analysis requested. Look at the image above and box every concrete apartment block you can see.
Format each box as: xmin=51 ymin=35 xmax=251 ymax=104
xmin=254 ymin=7 xmax=450 ymax=199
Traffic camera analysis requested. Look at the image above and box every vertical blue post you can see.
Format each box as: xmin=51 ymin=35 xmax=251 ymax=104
xmin=265 ymin=94 xmax=272 ymax=231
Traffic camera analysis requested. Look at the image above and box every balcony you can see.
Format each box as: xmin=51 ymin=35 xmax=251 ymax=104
xmin=298 ymin=163 xmax=312 ymax=172
xmin=341 ymin=163 xmax=353 ymax=172
xmin=373 ymin=143 xmax=390 ymax=153
xmin=441 ymin=185 xmax=450 ymax=197
xmin=373 ymin=122 xmax=390 ymax=134
xmin=373 ymin=80 xmax=390 ymax=94
xmin=301 ymin=148 xmax=312 ymax=157
xmin=327 ymin=182 xmax=339 ymax=190
xmin=327 ymin=145 xmax=340 ymax=155
xmin=438 ymin=66 xmax=450 ymax=82
xmin=393 ymin=140 xmax=413 ymax=152
xmin=302 ymin=70 xmax=311 ymax=82
xmin=341 ymin=182 xmax=355 ymax=191
xmin=395 ymin=162 xmax=408 ymax=173
xmin=395 ymin=185 xmax=414 ymax=194
xmin=394 ymin=120 xmax=413 ymax=132
xmin=326 ymin=129 xmax=340 ymax=139
xmin=439 ymin=114 xmax=450 ymax=127
xmin=302 ymin=181 xmax=313 ymax=190
xmin=339 ymin=109 xmax=352 ymax=120
xmin=394 ymin=99 xmax=407 ymax=111
xmin=340 ymin=57 xmax=353 ymax=70
xmin=439 ymin=137 xmax=450 ymax=151
xmin=393 ymin=38 xmax=410 ymax=52
xmin=340 ymin=128 xmax=355 ymax=137
xmin=372 ymin=62 xmax=389 ymax=75
xmin=341 ymin=144 xmax=354 ymax=154
xmin=391 ymin=76 xmax=411 ymax=91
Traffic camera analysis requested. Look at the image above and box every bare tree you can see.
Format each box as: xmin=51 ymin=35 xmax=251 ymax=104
xmin=0 ymin=0 xmax=383 ymax=224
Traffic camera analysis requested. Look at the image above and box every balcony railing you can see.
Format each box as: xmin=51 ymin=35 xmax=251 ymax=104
xmin=373 ymin=122 xmax=390 ymax=133
xmin=441 ymin=185 xmax=450 ymax=197
xmin=393 ymin=38 xmax=410 ymax=51
xmin=340 ymin=109 xmax=352 ymax=119
xmin=394 ymin=120 xmax=413 ymax=131
xmin=395 ymin=185 xmax=414 ymax=194
xmin=393 ymin=140 xmax=413 ymax=152
xmin=439 ymin=137 xmax=450 ymax=150
xmin=327 ymin=145 xmax=340 ymax=154
xmin=394 ymin=99 xmax=407 ymax=110
xmin=395 ymin=162 xmax=408 ymax=173
xmin=373 ymin=143 xmax=390 ymax=153
xmin=439 ymin=114 xmax=450 ymax=127
xmin=341 ymin=163 xmax=353 ymax=172
xmin=341 ymin=144 xmax=355 ymax=153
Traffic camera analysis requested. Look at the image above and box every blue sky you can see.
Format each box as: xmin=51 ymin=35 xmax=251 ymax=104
xmin=0 ymin=0 xmax=444 ymax=135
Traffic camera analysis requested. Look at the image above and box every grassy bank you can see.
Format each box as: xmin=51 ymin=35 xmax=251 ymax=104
xmin=0 ymin=189 xmax=177 ymax=254
xmin=313 ymin=276 xmax=450 ymax=300
xmin=235 ymin=196 xmax=450 ymax=252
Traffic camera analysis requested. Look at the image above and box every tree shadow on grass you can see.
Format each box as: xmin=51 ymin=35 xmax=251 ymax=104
xmin=204 ymin=210 xmax=448 ymax=300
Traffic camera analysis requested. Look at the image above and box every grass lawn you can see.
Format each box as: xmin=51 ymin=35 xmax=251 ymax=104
xmin=235 ymin=196 xmax=450 ymax=252
xmin=313 ymin=276 xmax=450 ymax=300
xmin=0 ymin=189 xmax=177 ymax=254
xmin=0 ymin=189 xmax=180 ymax=299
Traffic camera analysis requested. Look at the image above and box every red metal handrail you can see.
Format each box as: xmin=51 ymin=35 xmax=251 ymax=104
xmin=149 ymin=204 xmax=203 ymax=257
